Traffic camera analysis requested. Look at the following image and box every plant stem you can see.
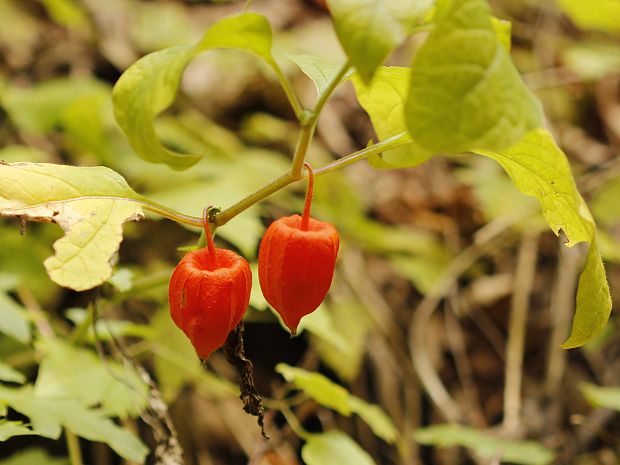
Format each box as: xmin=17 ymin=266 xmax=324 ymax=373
xmin=314 ymin=132 xmax=411 ymax=176
xmin=290 ymin=60 xmax=351 ymax=177
xmin=301 ymin=163 xmax=314 ymax=231
xmin=66 ymin=430 xmax=84 ymax=465
xmin=215 ymin=172 xmax=294 ymax=226
xmin=280 ymin=407 xmax=311 ymax=440
xmin=269 ymin=60 xmax=304 ymax=120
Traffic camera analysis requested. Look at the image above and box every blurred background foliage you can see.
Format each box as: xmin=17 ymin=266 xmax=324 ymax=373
xmin=0 ymin=0 xmax=619 ymax=464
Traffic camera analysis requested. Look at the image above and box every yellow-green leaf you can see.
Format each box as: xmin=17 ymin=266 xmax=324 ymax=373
xmin=0 ymin=163 xmax=144 ymax=291
xmin=555 ymin=0 xmax=620 ymax=33
xmin=352 ymin=67 xmax=432 ymax=168
xmin=406 ymin=0 xmax=542 ymax=153
xmin=327 ymin=0 xmax=433 ymax=82
xmin=474 ymin=128 xmax=611 ymax=348
xmin=113 ymin=12 xmax=277 ymax=170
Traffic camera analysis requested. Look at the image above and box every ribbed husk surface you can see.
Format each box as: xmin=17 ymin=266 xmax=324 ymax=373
xmin=169 ymin=247 xmax=251 ymax=359
xmin=258 ymin=214 xmax=339 ymax=334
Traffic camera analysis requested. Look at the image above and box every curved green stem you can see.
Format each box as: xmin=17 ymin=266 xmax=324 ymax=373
xmin=314 ymin=132 xmax=411 ymax=176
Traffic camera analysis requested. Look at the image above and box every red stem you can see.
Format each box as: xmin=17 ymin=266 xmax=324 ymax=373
xmin=203 ymin=207 xmax=216 ymax=256
xmin=301 ymin=163 xmax=314 ymax=231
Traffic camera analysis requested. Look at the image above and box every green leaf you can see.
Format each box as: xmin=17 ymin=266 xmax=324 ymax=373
xmin=311 ymin=300 xmax=372 ymax=381
xmin=276 ymin=364 xmax=397 ymax=441
xmin=34 ymin=338 xmax=148 ymax=418
xmin=347 ymin=397 xmax=398 ymax=443
xmin=327 ymin=0 xmax=433 ymax=82
xmin=405 ymin=0 xmax=542 ymax=153
xmin=289 ymin=54 xmax=345 ymax=96
xmin=112 ymin=46 xmax=200 ymax=170
xmin=352 ymin=67 xmax=432 ymax=168
xmin=0 ymin=362 xmax=26 ymax=384
xmin=302 ymin=431 xmax=376 ymax=465
xmin=491 ymin=17 xmax=511 ymax=53
xmin=0 ymin=293 xmax=31 ymax=344
xmin=40 ymin=0 xmax=89 ymax=28
xmin=0 ymin=163 xmax=144 ymax=291
xmin=474 ymin=128 xmax=611 ymax=348
xmin=1 ymin=78 xmax=109 ymax=135
xmin=276 ymin=364 xmax=352 ymax=415
xmin=0 ymin=448 xmax=69 ymax=465
xmin=581 ymin=383 xmax=620 ymax=411
xmin=113 ymin=12 xmax=277 ymax=170
xmin=555 ymin=0 xmax=620 ymax=33
xmin=414 ymin=424 xmax=554 ymax=465
xmin=0 ymin=385 xmax=148 ymax=462
xmin=591 ymin=175 xmax=620 ymax=226
xmin=0 ymin=421 xmax=37 ymax=441
xmin=64 ymin=307 xmax=153 ymax=342
xmin=151 ymin=308 xmax=237 ymax=402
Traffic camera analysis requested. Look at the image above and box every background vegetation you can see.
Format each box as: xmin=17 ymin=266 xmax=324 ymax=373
xmin=0 ymin=0 xmax=619 ymax=464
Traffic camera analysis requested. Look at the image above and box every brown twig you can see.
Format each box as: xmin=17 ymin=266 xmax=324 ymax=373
xmin=221 ymin=322 xmax=269 ymax=439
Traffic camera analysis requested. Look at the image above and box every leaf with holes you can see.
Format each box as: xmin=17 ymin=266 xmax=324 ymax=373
xmin=0 ymin=163 xmax=144 ymax=291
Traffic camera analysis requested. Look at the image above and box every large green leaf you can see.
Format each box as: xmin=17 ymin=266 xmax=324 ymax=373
xmin=0 ymin=163 xmax=144 ymax=291
xmin=351 ymin=67 xmax=431 ymax=168
xmin=0 ymin=385 xmax=148 ymax=462
xmin=327 ymin=0 xmax=433 ymax=82
xmin=414 ymin=424 xmax=554 ymax=465
xmin=555 ymin=0 xmax=620 ymax=33
xmin=112 ymin=12 xmax=278 ymax=170
xmin=405 ymin=0 xmax=541 ymax=153
xmin=34 ymin=339 xmax=148 ymax=418
xmin=475 ymin=128 xmax=611 ymax=348
xmin=302 ymin=431 xmax=376 ymax=465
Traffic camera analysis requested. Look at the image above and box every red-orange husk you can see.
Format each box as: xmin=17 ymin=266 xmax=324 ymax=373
xmin=169 ymin=213 xmax=251 ymax=359
xmin=258 ymin=164 xmax=340 ymax=334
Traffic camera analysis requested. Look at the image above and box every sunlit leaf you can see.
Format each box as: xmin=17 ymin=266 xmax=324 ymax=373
xmin=289 ymin=54 xmax=345 ymax=97
xmin=0 ymin=421 xmax=36 ymax=441
xmin=352 ymin=67 xmax=432 ymax=168
xmin=311 ymin=300 xmax=371 ymax=381
xmin=406 ymin=0 xmax=541 ymax=153
xmin=475 ymin=128 xmax=611 ymax=348
xmin=0 ymin=163 xmax=144 ymax=291
xmin=414 ymin=424 xmax=554 ymax=465
xmin=276 ymin=364 xmax=352 ymax=415
xmin=34 ymin=338 xmax=148 ymax=418
xmin=581 ymin=383 xmax=620 ymax=411
xmin=302 ymin=431 xmax=376 ymax=465
xmin=491 ymin=17 xmax=511 ymax=53
xmin=113 ymin=12 xmax=278 ymax=170
xmin=0 ymin=386 xmax=148 ymax=462
xmin=327 ymin=0 xmax=433 ymax=82
xmin=563 ymin=44 xmax=620 ymax=80
xmin=555 ymin=0 xmax=620 ymax=33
